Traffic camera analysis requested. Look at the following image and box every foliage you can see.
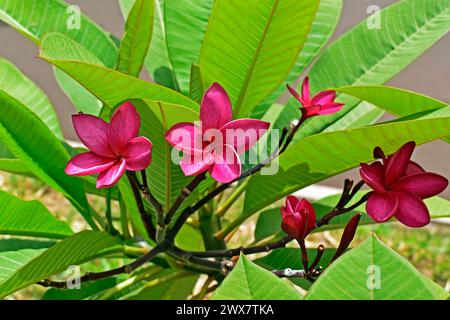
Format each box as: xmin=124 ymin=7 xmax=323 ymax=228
xmin=0 ymin=0 xmax=448 ymax=300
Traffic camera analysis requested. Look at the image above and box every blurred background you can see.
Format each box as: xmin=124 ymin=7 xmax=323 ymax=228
xmin=0 ymin=0 xmax=448 ymax=298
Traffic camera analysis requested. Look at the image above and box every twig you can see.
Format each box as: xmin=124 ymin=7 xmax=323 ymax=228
xmin=126 ymin=172 xmax=156 ymax=240
xmin=37 ymin=245 xmax=163 ymax=289
xmin=164 ymin=172 xmax=207 ymax=225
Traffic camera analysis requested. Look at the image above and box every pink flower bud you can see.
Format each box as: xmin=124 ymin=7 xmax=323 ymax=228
xmin=280 ymin=196 xmax=316 ymax=241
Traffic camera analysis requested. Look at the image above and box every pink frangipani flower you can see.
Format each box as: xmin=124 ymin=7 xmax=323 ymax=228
xmin=165 ymin=83 xmax=270 ymax=183
xmin=65 ymin=102 xmax=152 ymax=188
xmin=360 ymin=141 xmax=448 ymax=228
xmin=280 ymin=196 xmax=316 ymax=242
xmin=287 ymin=77 xmax=344 ymax=118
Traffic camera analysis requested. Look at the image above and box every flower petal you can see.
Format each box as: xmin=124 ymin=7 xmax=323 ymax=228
xmin=108 ymin=102 xmax=140 ymax=155
xmin=359 ymin=162 xmax=385 ymax=193
xmin=297 ymin=199 xmax=316 ymax=234
xmin=165 ymin=122 xmax=203 ymax=154
xmin=123 ymin=137 xmax=153 ymax=171
xmin=366 ymin=191 xmax=398 ymax=222
xmin=310 ymin=90 xmax=336 ymax=106
xmin=96 ymin=158 xmax=126 ymax=188
xmin=281 ymin=213 xmax=304 ymax=241
xmin=180 ymin=151 xmax=214 ymax=176
xmin=394 ymin=191 xmax=430 ymax=228
xmin=384 ymin=141 xmax=415 ymax=185
xmin=285 ymin=195 xmax=300 ymax=214
xmin=317 ymin=103 xmax=344 ymax=115
xmin=209 ymin=145 xmax=241 ymax=183
xmin=200 ymin=83 xmax=232 ymax=131
xmin=301 ymin=77 xmax=310 ymax=104
xmin=72 ymin=114 xmax=115 ymax=157
xmin=220 ymin=119 xmax=270 ymax=154
xmin=392 ymin=172 xmax=448 ymax=199
xmin=65 ymin=152 xmax=115 ymax=176
xmin=287 ymin=84 xmax=305 ymax=105
xmin=406 ymin=161 xmax=425 ymax=175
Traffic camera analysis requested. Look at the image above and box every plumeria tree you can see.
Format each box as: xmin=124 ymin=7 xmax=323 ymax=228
xmin=0 ymin=0 xmax=449 ymax=300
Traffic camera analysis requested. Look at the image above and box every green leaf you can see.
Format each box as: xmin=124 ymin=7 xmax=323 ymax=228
xmin=200 ymin=0 xmax=319 ymax=118
xmin=212 ymin=253 xmax=301 ymax=300
xmin=306 ymin=235 xmax=449 ymax=300
xmin=254 ymin=248 xmax=337 ymax=290
xmin=0 ymin=90 xmax=96 ymax=229
xmin=39 ymin=33 xmax=199 ymax=113
xmin=254 ymin=0 xmax=343 ymax=116
xmin=0 ymin=0 xmax=118 ymax=114
xmin=0 ymin=58 xmax=63 ymax=139
xmin=164 ymin=0 xmax=213 ymax=94
xmin=243 ymin=108 xmax=450 ymax=223
xmin=43 ymin=277 xmax=119 ymax=300
xmin=0 ymin=231 xmax=123 ymax=298
xmin=0 ymin=239 xmax=55 ymax=253
xmin=0 ymin=248 xmax=47 ymax=283
xmin=292 ymin=0 xmax=450 ymax=140
xmin=336 ymin=85 xmax=448 ymax=117
xmin=120 ymin=0 xmax=178 ymax=89
xmin=117 ymin=0 xmax=154 ymax=77
xmin=254 ymin=208 xmax=281 ymax=243
xmin=0 ymin=190 xmax=73 ymax=239
xmin=189 ymin=64 xmax=204 ymax=103
xmin=132 ymin=99 xmax=199 ymax=208
xmin=128 ymin=274 xmax=199 ymax=300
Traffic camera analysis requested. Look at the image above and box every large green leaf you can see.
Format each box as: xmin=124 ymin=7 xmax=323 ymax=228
xmin=0 ymin=248 xmax=47 ymax=284
xmin=0 ymin=0 xmax=118 ymax=114
xmin=120 ymin=0 xmax=178 ymax=89
xmin=0 ymin=90 xmax=95 ymax=229
xmin=164 ymin=0 xmax=212 ymax=94
xmin=306 ymin=235 xmax=448 ymax=300
xmin=254 ymin=248 xmax=337 ymax=290
xmin=0 ymin=239 xmax=55 ymax=253
xmin=200 ymin=0 xmax=319 ymax=118
xmin=212 ymin=254 xmax=301 ymax=300
xmin=39 ymin=33 xmax=199 ymax=113
xmin=242 ymin=108 xmax=450 ymax=222
xmin=0 ymin=231 xmax=123 ymax=298
xmin=290 ymin=0 xmax=450 ymax=140
xmin=0 ymin=190 xmax=73 ymax=239
xmin=128 ymin=274 xmax=199 ymax=300
xmin=254 ymin=0 xmax=343 ymax=116
xmin=336 ymin=85 xmax=448 ymax=117
xmin=117 ymin=0 xmax=154 ymax=77
xmin=0 ymin=58 xmax=63 ymax=139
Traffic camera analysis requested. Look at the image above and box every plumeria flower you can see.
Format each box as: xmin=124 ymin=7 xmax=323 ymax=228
xmin=287 ymin=76 xmax=344 ymax=118
xmin=280 ymin=195 xmax=316 ymax=242
xmin=165 ymin=83 xmax=269 ymax=183
xmin=360 ymin=141 xmax=448 ymax=228
xmin=65 ymin=102 xmax=153 ymax=188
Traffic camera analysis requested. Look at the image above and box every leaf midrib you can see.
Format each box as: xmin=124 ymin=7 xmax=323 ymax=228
xmin=234 ymin=0 xmax=280 ymax=116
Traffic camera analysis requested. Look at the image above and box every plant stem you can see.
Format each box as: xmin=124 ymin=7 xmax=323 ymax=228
xmin=38 ymin=245 xmax=163 ymax=289
xmin=126 ymin=172 xmax=156 ymax=240
xmin=164 ymin=172 xmax=207 ymax=225
xmin=105 ymin=189 xmax=119 ymax=235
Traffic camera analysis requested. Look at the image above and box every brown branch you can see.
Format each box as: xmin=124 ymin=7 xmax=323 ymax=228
xmin=37 ymin=245 xmax=163 ymax=289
